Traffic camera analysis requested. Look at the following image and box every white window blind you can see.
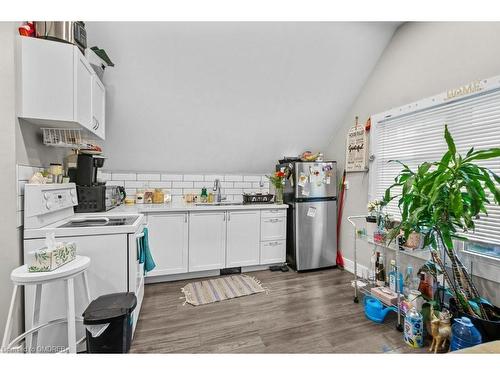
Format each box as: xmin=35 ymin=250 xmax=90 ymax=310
xmin=373 ymin=88 xmax=500 ymax=246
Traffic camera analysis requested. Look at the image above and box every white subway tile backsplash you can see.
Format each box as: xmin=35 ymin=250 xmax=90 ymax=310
xmin=225 ymin=188 xmax=243 ymax=195
xmin=172 ymin=181 xmax=193 ymax=188
xmin=17 ymin=165 xmax=42 ymax=181
xmin=234 ymin=182 xmax=253 ymax=189
xmin=101 ymin=171 xmax=270 ymax=200
xmin=161 ymin=174 xmax=183 ymax=181
xmin=183 ymin=174 xmax=204 ymax=181
xmin=137 ymin=173 xmax=161 ymax=181
xmin=252 ymin=181 xmax=269 ymax=189
xmin=193 ymin=181 xmax=211 ymax=188
xmin=150 ymin=181 xmax=172 ymax=188
xmin=106 ymin=180 xmax=125 ymax=187
xmin=224 ymin=175 xmax=243 ymax=182
xmin=125 ymin=189 xmax=137 ymax=196
xmin=182 ymin=188 xmax=199 ymax=195
xmin=112 ymin=173 xmax=137 ymax=181
xmin=243 ymin=175 xmax=261 ymax=182
xmin=97 ymin=171 xmax=111 ymax=181
xmin=204 ymin=175 xmax=224 ymax=182
xmin=125 ymin=181 xmax=150 ymax=189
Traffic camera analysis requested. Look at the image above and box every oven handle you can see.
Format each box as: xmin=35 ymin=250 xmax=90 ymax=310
xmin=135 ymin=226 xmax=146 ymax=261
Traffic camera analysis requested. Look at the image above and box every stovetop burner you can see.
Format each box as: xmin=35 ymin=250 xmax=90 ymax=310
xmin=59 ymin=216 xmax=138 ymax=228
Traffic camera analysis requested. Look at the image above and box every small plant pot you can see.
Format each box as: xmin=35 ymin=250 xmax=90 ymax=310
xmin=463 ymin=304 xmax=500 ymax=343
xmin=366 ymin=216 xmax=378 ymax=236
xmin=404 ymin=231 xmax=421 ymax=249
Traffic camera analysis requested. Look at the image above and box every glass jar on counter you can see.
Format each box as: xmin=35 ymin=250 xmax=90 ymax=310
xmin=153 ymin=189 xmax=164 ymax=204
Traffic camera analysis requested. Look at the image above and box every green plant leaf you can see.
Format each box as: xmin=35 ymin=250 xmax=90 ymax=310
xmin=444 ymin=124 xmax=456 ymax=159
xmin=464 ymin=148 xmax=500 ymax=162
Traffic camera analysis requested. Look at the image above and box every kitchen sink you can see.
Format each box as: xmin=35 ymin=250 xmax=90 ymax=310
xmin=195 ymin=202 xmax=244 ymax=206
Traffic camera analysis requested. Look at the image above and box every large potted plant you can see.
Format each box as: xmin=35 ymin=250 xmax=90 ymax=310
xmin=384 ymin=125 xmax=500 ymax=340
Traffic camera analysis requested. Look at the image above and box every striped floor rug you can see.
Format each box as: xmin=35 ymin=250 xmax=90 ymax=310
xmin=181 ymin=274 xmax=267 ymax=306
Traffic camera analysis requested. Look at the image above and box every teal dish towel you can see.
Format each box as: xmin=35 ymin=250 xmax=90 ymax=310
xmin=139 ymin=227 xmax=156 ymax=274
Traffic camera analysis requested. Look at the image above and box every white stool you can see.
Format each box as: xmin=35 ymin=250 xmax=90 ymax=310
xmin=1 ymin=256 xmax=91 ymax=354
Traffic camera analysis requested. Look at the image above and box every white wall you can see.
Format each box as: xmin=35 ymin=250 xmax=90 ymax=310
xmin=86 ymin=22 xmax=398 ymax=173
xmin=0 ymin=22 xmax=23 ymax=340
xmin=326 ymin=22 xmax=500 ymax=305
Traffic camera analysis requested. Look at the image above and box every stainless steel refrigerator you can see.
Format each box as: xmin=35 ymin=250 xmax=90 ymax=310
xmin=277 ymin=161 xmax=337 ymax=271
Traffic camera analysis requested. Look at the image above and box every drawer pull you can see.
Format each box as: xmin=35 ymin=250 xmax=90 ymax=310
xmin=269 ymin=241 xmax=280 ymax=246
xmin=268 ymin=218 xmax=281 ymax=223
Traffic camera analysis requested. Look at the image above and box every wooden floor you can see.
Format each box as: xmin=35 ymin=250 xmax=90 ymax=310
xmin=130 ymin=268 xmax=425 ymax=353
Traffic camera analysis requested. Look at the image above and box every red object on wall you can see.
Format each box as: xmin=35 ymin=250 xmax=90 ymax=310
xmin=336 ymin=170 xmax=346 ymax=268
xmin=18 ymin=22 xmax=35 ymax=37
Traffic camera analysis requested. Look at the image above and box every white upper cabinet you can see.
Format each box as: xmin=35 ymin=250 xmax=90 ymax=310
xmin=16 ymin=36 xmax=106 ymax=140
xmin=91 ymin=76 xmax=106 ymax=139
xmin=74 ymin=51 xmax=94 ymax=130
xmin=188 ymin=212 xmax=227 ymax=272
xmin=226 ymin=210 xmax=260 ymax=267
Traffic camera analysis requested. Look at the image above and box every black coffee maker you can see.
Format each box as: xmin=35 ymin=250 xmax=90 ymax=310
xmin=74 ymin=154 xmax=120 ymax=212
xmin=76 ymin=154 xmax=106 ymax=186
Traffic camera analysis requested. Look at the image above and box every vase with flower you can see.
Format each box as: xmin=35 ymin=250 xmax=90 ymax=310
xmin=268 ymin=171 xmax=286 ymax=204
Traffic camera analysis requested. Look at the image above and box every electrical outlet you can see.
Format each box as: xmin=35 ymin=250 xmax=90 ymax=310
xmin=344 ymin=180 xmax=350 ymax=190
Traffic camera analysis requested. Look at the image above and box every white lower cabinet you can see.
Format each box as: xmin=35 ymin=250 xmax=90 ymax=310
xmin=188 ymin=211 xmax=227 ymax=272
xmin=226 ymin=210 xmax=261 ymax=267
xmin=260 ymin=240 xmax=286 ymax=265
xmin=145 ymin=208 xmax=287 ymax=278
xmin=146 ymin=213 xmax=189 ymax=276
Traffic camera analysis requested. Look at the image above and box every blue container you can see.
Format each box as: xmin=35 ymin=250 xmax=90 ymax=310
xmin=363 ymin=296 xmax=396 ymax=323
xmin=450 ymin=317 xmax=482 ymax=351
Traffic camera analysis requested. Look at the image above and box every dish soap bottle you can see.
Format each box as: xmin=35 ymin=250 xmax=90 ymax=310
xmin=200 ymin=187 xmax=208 ymax=203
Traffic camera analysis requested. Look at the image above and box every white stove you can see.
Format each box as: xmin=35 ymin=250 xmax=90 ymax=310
xmin=23 ymin=183 xmax=145 ymax=351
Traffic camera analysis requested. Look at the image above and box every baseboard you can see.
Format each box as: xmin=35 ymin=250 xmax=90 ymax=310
xmin=145 ymin=269 xmax=220 ymax=284
xmin=343 ymin=257 xmax=370 ymax=278
xmin=145 ymin=264 xmax=280 ymax=284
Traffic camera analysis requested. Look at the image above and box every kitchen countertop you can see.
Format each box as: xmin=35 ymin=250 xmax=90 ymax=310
xmin=109 ymin=202 xmax=288 ymax=214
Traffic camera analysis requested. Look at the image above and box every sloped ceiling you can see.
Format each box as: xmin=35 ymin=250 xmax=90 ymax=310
xmin=86 ymin=22 xmax=399 ymax=173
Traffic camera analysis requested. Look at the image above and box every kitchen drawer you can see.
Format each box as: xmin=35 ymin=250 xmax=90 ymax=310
xmin=261 ymin=216 xmax=286 ymax=241
xmin=261 ymin=209 xmax=286 ymax=218
xmin=260 ymin=240 xmax=286 ymax=264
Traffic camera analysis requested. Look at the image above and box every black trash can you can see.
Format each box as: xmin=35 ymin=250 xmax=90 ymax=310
xmin=83 ymin=292 xmax=137 ymax=353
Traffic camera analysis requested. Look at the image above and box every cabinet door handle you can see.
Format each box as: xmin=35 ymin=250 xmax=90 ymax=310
xmin=223 ymin=212 xmax=226 ymax=221
xmin=227 ymin=212 xmax=231 ymax=221
xmin=184 ymin=213 xmax=188 ymax=223
xmin=95 ymin=119 xmax=99 ymax=129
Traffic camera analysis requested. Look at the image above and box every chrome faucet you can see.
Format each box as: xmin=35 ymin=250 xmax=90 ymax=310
xmin=213 ymin=179 xmax=222 ymax=202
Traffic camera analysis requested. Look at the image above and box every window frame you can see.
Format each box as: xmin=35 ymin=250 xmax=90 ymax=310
xmin=368 ymin=74 xmax=500 ymax=262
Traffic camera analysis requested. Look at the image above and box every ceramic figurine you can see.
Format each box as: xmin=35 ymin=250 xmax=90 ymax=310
xmin=429 ymin=308 xmax=452 ymax=353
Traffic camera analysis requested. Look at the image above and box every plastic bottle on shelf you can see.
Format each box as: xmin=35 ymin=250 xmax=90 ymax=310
xmin=403 ymin=265 xmax=414 ymax=297
xmin=375 ymin=253 xmax=386 ymax=287
xmin=389 ymin=260 xmax=404 ymax=293
xmin=404 ymin=307 xmax=424 ymax=348
xmin=450 ymin=317 xmax=482 ymax=351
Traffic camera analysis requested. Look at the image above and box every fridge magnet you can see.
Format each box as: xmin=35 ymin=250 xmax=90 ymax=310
xmin=298 ymin=173 xmax=308 ymax=187
xmin=301 ymin=186 xmax=310 ymax=196
xmin=307 ymin=207 xmax=317 ymax=218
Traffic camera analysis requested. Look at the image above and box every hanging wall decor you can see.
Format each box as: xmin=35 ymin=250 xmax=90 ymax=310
xmin=345 ymin=116 xmax=369 ymax=172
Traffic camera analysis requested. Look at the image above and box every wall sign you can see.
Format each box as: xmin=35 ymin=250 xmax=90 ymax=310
xmin=345 ymin=120 xmax=368 ymax=172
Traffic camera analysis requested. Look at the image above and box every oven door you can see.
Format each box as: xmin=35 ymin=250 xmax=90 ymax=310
xmin=129 ymin=223 xmax=145 ymax=334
